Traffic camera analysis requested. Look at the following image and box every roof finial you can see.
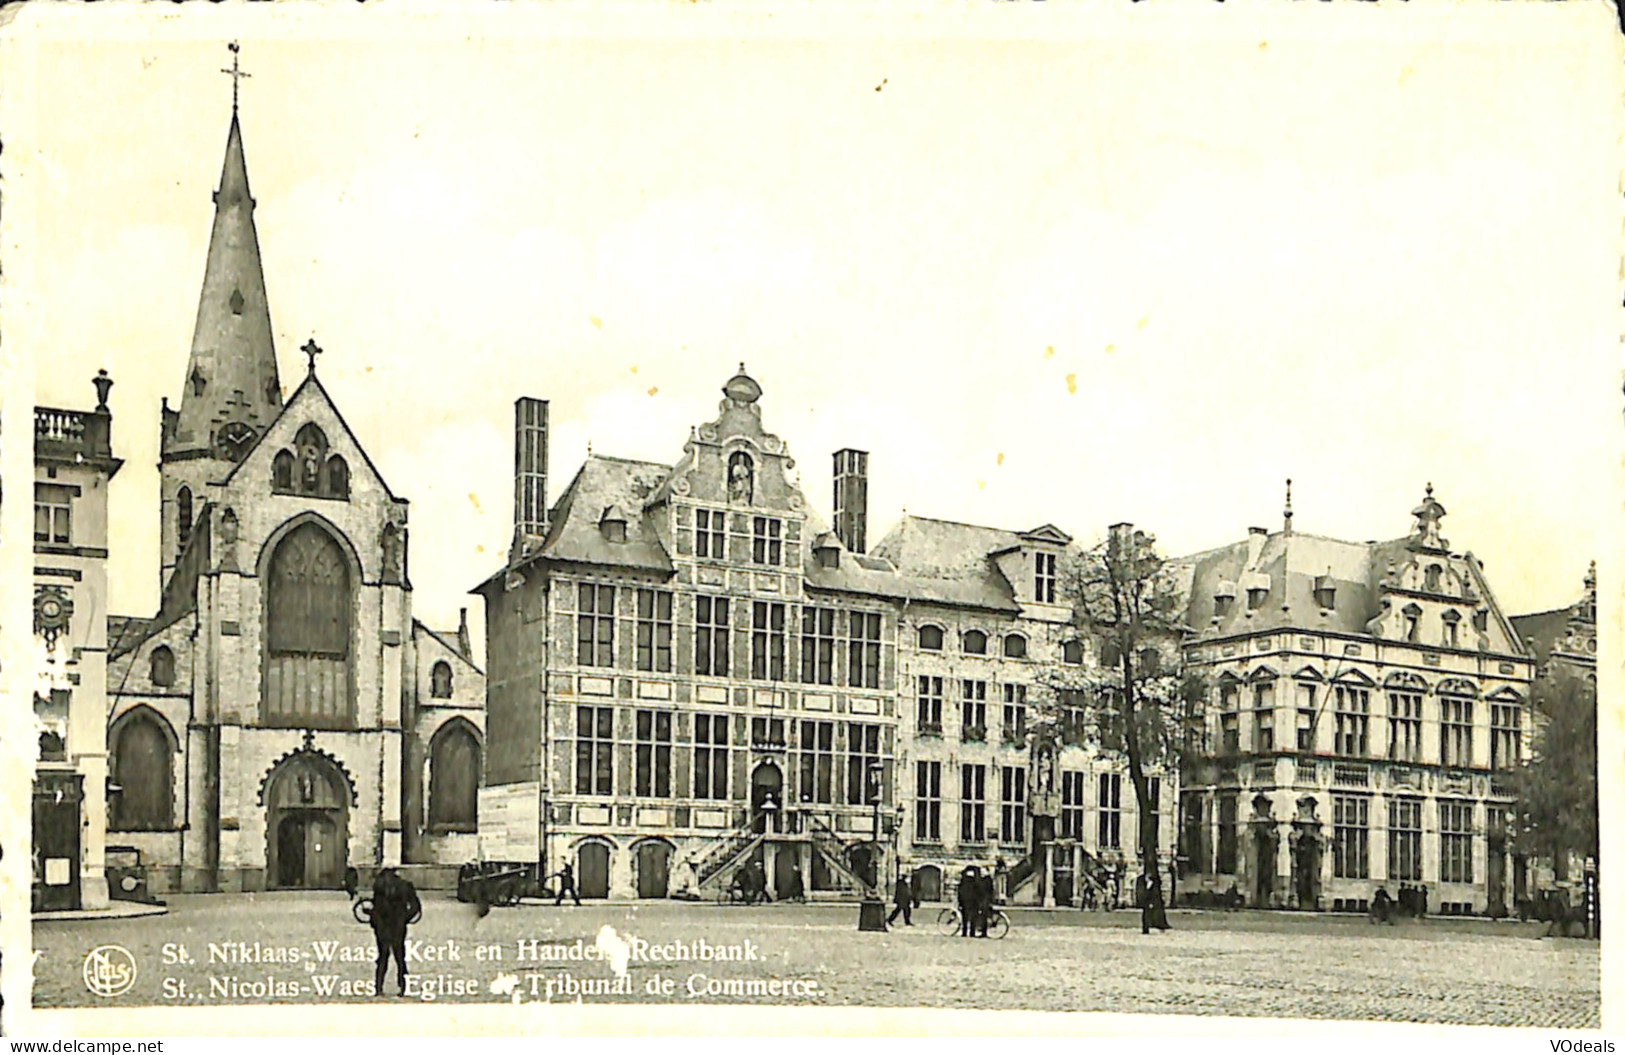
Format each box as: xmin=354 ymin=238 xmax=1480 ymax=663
xmin=1283 ymin=477 xmax=1293 ymax=535
xmin=302 ymin=337 xmax=323 ymax=375
xmin=222 ymin=41 xmax=251 ymax=115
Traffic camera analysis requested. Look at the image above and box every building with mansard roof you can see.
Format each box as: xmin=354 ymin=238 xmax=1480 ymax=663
xmin=474 ymin=368 xmax=1163 ymax=905
xmin=1170 ymin=487 xmax=1535 ymax=916
xmin=93 ymin=96 xmax=482 ymax=895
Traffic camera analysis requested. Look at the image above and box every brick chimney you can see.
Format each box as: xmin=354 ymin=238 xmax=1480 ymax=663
xmin=513 ymin=397 xmax=549 ymax=561
xmin=833 ymin=449 xmax=868 ymax=554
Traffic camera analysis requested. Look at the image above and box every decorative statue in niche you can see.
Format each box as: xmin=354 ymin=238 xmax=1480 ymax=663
xmin=728 ymin=451 xmax=754 ymax=505
xmin=220 ymin=507 xmax=239 ymax=545
xmin=382 ymin=524 xmax=402 ymax=583
xmin=301 ymin=446 xmax=322 ymax=492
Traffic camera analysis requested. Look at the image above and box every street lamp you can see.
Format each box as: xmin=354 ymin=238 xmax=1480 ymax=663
xmin=858 ymin=760 xmax=887 ymax=932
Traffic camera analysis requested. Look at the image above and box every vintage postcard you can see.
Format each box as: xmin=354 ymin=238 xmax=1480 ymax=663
xmin=0 ymin=0 xmax=1618 ymax=1039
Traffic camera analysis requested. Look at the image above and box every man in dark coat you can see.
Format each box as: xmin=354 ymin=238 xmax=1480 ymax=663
xmin=1372 ymin=885 xmax=1394 ymax=924
xmin=1141 ymin=873 xmax=1170 ymax=934
xmin=555 ymin=862 xmax=582 ymax=906
xmin=370 ymin=868 xmax=421 ymax=997
xmin=887 ymin=871 xmax=914 ymax=926
xmin=975 ymin=870 xmax=994 ymax=937
xmin=957 ymin=867 xmax=979 ymax=937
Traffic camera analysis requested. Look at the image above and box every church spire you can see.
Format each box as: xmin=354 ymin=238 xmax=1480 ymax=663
xmin=164 ymin=46 xmax=281 ymax=465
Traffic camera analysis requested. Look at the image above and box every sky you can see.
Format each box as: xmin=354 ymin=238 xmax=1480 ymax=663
xmin=7 ymin=2 xmax=1621 ymax=665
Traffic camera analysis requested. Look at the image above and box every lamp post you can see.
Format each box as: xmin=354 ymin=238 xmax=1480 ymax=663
xmin=858 ymin=761 xmax=888 ymax=931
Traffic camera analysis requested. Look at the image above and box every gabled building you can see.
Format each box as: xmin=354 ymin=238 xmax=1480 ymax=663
xmin=1171 ymin=487 xmax=1535 ymax=915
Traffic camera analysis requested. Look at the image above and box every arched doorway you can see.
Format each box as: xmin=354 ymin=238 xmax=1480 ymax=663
xmin=751 ymin=762 xmax=784 ymax=834
xmin=265 ymin=753 xmax=350 ymax=889
xmin=635 ymin=840 xmax=672 ymax=899
xmin=847 ymin=845 xmax=877 ymax=890
xmin=913 ymin=864 xmax=943 ymax=902
xmin=577 ymin=842 xmax=611 ymax=899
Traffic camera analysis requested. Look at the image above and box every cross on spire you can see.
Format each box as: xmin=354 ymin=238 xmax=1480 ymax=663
xmin=221 ymin=41 xmax=251 ymax=114
xmin=302 ymin=338 xmax=323 ymax=374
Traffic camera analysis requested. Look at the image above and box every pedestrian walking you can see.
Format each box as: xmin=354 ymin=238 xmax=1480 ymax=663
xmin=1141 ymin=874 xmax=1170 ymax=934
xmin=887 ymin=871 xmax=914 ymax=926
xmin=370 ymin=867 xmax=421 ymax=997
xmin=555 ymin=861 xmax=582 ymax=907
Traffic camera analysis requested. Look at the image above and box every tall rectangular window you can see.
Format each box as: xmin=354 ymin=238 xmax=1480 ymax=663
xmin=634 ymin=709 xmax=673 ymax=797
xmin=1097 ymin=772 xmax=1122 ymax=850
xmin=847 ymin=611 xmax=882 ymax=689
xmin=1220 ymin=681 xmax=1241 ymax=756
xmin=960 ymin=764 xmax=986 ymax=844
xmin=751 ymin=601 xmax=786 ymax=681
xmin=1334 ymin=685 xmax=1370 ymax=757
xmin=1002 ymin=684 xmax=1027 ymax=743
xmin=751 ymin=516 xmax=783 ymax=566
xmin=1441 ymin=697 xmax=1473 ymax=767
xmin=1180 ymin=792 xmax=1208 ymax=874
xmin=694 ymin=508 xmax=725 ymax=559
xmin=693 ymin=713 xmax=729 ymax=800
xmin=1216 ymin=794 xmax=1238 ymax=874
xmin=1252 ymin=679 xmax=1276 ymax=753
xmin=846 ymin=722 xmax=882 ymax=806
xmin=1491 ymin=701 xmax=1522 ymax=769
xmin=915 ymin=761 xmax=942 ymax=842
xmin=1034 ymin=551 xmax=1057 ymax=603
xmin=799 ymin=606 xmax=836 ymax=685
xmin=635 ymin=589 xmax=673 ymax=673
xmin=1060 ymin=771 xmax=1086 ymax=840
xmin=1001 ymin=766 xmax=1027 ymax=845
xmin=798 ymin=720 xmax=835 ymax=804
xmin=694 ymin=596 xmax=730 ymax=677
xmin=574 ymin=705 xmax=614 ymax=795
xmin=1440 ymin=800 xmax=1474 ymax=883
xmin=1332 ymin=794 xmax=1369 ymax=879
xmin=1295 ymin=683 xmax=1317 ymax=752
xmin=1388 ymin=797 xmax=1423 ymax=881
xmin=576 ymin=584 xmax=616 ymax=667
xmin=960 ymin=680 xmax=987 ymax=741
xmin=34 ymin=484 xmax=72 ymax=544
xmin=1386 ymin=691 xmax=1422 ymax=762
xmin=916 ymin=676 xmax=943 ymax=734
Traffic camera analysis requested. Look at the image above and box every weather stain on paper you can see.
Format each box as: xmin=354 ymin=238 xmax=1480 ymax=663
xmin=590 ymin=315 xmax=603 ymax=330
xmin=1044 ymin=345 xmax=1055 ymax=358
xmin=997 ymin=453 xmax=1005 ymax=466
xmin=1066 ymin=373 xmax=1077 ymax=394
xmin=468 ymin=492 xmax=482 ymax=513
xmin=648 ymin=387 xmax=659 ymax=397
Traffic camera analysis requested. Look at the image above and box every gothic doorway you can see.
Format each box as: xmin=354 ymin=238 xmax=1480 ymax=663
xmin=265 ymin=753 xmax=350 ymax=890
xmin=577 ymin=842 xmax=611 ymax=899
xmin=635 ymin=840 xmax=672 ymax=899
xmin=750 ymin=762 xmax=784 ymax=834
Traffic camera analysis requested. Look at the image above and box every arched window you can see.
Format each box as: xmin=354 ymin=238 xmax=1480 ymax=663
xmin=917 ymin=625 xmax=944 ymax=651
xmin=149 ymin=645 xmax=176 ymax=687
xmin=727 ymin=451 xmax=755 ymax=505
xmin=1402 ymin=603 xmax=1422 ymax=643
xmin=264 ymin=521 xmax=353 ymax=727
xmin=326 ymin=456 xmax=350 ymax=500
xmin=431 ymin=660 xmax=453 ymax=699
xmin=273 ymin=450 xmax=295 ymax=492
xmin=1062 ymin=640 xmax=1084 ymax=665
xmin=1441 ymin=609 xmax=1462 ymax=649
xmin=428 ymin=721 xmax=481 ymax=831
xmin=1424 ymin=564 xmax=1443 ymax=592
xmin=176 ymin=487 xmax=193 ymax=544
xmin=1003 ymin=634 xmax=1027 ymax=659
xmin=110 ymin=710 xmax=174 ymax=831
xmin=962 ymin=630 xmax=988 ymax=655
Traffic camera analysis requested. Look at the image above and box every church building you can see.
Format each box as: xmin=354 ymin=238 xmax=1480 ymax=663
xmin=100 ymin=82 xmax=483 ymax=894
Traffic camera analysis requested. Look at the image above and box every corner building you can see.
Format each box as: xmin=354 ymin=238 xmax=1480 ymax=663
xmin=477 ymin=367 xmax=1168 ymax=903
xmin=1171 ymin=489 xmax=1534 ymax=915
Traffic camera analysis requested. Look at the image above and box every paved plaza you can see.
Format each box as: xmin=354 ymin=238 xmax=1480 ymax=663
xmin=34 ymin=894 xmax=1600 ymax=1026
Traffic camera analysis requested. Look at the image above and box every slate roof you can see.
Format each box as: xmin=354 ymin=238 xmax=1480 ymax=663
xmin=1176 ymin=530 xmax=1393 ymax=637
xmin=868 ymin=515 xmax=1026 ymax=612
xmin=497 ymin=454 xmax=676 ymax=581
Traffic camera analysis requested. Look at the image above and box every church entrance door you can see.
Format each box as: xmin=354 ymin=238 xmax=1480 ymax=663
xmin=265 ymin=752 xmax=350 ymax=890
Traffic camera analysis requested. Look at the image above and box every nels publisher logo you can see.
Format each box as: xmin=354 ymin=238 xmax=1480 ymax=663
xmin=82 ymin=944 xmax=137 ymax=998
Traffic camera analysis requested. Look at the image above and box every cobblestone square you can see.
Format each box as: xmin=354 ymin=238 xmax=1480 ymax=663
xmin=32 ymin=894 xmax=1600 ymax=1027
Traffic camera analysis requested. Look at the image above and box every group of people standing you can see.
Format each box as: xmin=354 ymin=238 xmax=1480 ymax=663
xmin=955 ymin=865 xmax=998 ymax=937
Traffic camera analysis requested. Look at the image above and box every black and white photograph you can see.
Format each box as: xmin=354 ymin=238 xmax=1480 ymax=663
xmin=0 ymin=1 xmax=1615 ymax=1038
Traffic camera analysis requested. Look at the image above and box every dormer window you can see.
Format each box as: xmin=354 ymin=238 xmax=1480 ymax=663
xmin=1034 ymin=551 xmax=1057 ymax=604
xmin=962 ymin=630 xmax=988 ymax=655
xmin=1247 ymin=587 xmax=1268 ymax=611
xmin=1213 ymin=585 xmax=1236 ymax=620
xmin=1441 ymin=609 xmax=1461 ymax=649
xmin=1313 ymin=575 xmax=1336 ymax=611
xmin=812 ymin=532 xmax=840 ymax=570
xmin=600 ymin=505 xmax=629 ymax=544
xmin=1402 ymin=603 xmax=1422 ymax=643
xmin=918 ymin=625 xmax=944 ymax=651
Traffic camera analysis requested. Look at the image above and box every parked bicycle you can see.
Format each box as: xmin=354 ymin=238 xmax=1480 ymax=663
xmin=935 ymin=904 xmax=1010 ymax=939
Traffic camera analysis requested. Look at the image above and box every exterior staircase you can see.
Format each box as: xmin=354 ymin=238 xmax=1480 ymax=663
xmin=803 ymin=811 xmax=879 ymax=897
xmin=693 ymin=823 xmax=765 ymax=893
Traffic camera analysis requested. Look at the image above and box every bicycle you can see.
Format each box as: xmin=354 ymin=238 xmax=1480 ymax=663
xmin=934 ymin=905 xmax=1010 ymax=939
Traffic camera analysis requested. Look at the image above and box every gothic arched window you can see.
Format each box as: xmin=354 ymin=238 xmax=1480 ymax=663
xmin=177 ymin=487 xmax=193 ymax=545
xmin=431 ymin=660 xmax=453 ymax=699
xmin=110 ymin=710 xmax=174 ymax=831
xmin=264 ymin=522 xmax=353 ymax=727
xmin=327 ymin=456 xmax=350 ymax=500
xmin=273 ymin=450 xmax=295 ymax=492
xmin=149 ymin=645 xmax=176 ymax=687
xmin=428 ymin=721 xmax=481 ymax=831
